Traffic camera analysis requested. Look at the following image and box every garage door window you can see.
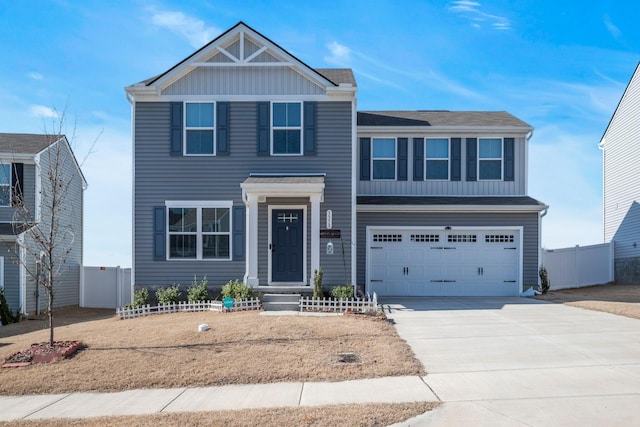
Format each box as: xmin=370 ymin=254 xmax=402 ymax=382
xmin=373 ymin=234 xmax=402 ymax=242
xmin=486 ymin=234 xmax=514 ymax=243
xmin=448 ymin=234 xmax=477 ymax=243
xmin=411 ymin=234 xmax=439 ymax=242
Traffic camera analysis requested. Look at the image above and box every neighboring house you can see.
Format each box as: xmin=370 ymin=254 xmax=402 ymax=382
xmin=0 ymin=133 xmax=86 ymax=314
xmin=126 ymin=22 xmax=547 ymax=297
xmin=600 ymin=62 xmax=640 ymax=282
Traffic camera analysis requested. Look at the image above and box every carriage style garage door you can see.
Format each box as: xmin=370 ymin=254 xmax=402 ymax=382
xmin=367 ymin=227 xmax=522 ymax=296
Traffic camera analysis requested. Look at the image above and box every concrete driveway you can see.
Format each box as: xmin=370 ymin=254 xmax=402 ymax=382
xmin=383 ymin=297 xmax=640 ymax=426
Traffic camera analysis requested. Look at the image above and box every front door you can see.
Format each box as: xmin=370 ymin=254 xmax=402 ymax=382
xmin=272 ymin=209 xmax=304 ymax=282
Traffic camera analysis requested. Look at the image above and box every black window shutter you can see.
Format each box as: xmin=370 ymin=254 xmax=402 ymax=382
xmin=413 ymin=138 xmax=424 ymax=181
xmin=466 ymin=138 xmax=477 ymax=181
xmin=397 ymin=138 xmax=408 ymax=181
xmin=303 ymin=102 xmax=317 ymax=155
xmin=11 ymin=163 xmax=23 ymax=206
xmin=233 ymin=205 xmax=245 ymax=261
xmin=153 ymin=206 xmax=166 ymax=261
xmin=216 ymin=102 xmax=230 ymax=155
xmin=170 ymin=102 xmax=183 ymax=156
xmin=451 ymin=138 xmax=461 ymax=181
xmin=257 ymin=102 xmax=270 ymax=156
xmin=360 ymin=138 xmax=371 ymax=180
xmin=504 ymin=138 xmax=515 ymax=181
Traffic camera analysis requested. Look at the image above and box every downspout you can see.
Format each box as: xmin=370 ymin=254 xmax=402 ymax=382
xmin=524 ymin=129 xmax=534 ymax=196
xmin=126 ymin=90 xmax=136 ymax=304
xmin=350 ymin=90 xmax=358 ymax=294
xmin=538 ymin=207 xmax=548 ymax=287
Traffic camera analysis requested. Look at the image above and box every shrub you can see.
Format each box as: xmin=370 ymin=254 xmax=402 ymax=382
xmin=0 ymin=288 xmax=20 ymax=325
xmin=187 ymin=275 xmax=209 ymax=302
xmin=331 ymin=284 xmax=354 ymax=300
xmin=221 ymin=279 xmax=254 ymax=300
xmin=156 ymin=284 xmax=181 ymax=304
xmin=539 ymin=266 xmax=550 ymax=294
xmin=126 ymin=288 xmax=149 ymax=309
xmin=313 ymin=268 xmax=324 ymax=299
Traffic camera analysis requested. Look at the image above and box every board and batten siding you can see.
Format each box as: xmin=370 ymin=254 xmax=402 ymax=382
xmin=0 ymin=163 xmax=36 ymax=223
xmin=357 ymin=136 xmax=527 ymax=196
xmin=162 ymin=66 xmax=325 ymax=97
xmin=356 ymin=211 xmax=540 ymax=288
xmin=24 ymin=141 xmax=84 ymax=313
xmin=602 ymin=65 xmax=640 ymax=262
xmin=134 ymin=101 xmax=352 ymax=287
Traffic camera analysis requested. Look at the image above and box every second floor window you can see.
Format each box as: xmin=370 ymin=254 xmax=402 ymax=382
xmin=272 ymin=102 xmax=302 ymax=155
xmin=478 ymin=138 xmax=503 ymax=180
xmin=425 ymin=138 xmax=449 ymax=180
xmin=0 ymin=164 xmax=11 ymax=206
xmin=185 ymin=102 xmax=215 ymax=155
xmin=372 ymin=138 xmax=396 ymax=180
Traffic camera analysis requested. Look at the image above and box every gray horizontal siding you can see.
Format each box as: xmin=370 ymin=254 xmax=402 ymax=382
xmin=357 ymin=136 xmax=526 ymax=196
xmin=162 ymin=67 xmax=325 ymax=96
xmin=0 ymin=163 xmax=36 ymax=223
xmin=356 ymin=211 xmax=540 ymax=288
xmin=134 ymin=101 xmax=352 ymax=287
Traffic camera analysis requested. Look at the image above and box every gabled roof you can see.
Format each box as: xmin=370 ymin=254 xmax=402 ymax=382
xmin=599 ymin=61 xmax=640 ymax=147
xmin=358 ymin=111 xmax=531 ymax=129
xmin=128 ymin=21 xmax=354 ymax=94
xmin=0 ymin=133 xmax=62 ymax=154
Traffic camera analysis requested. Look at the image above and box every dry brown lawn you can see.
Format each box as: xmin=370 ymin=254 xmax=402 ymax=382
xmin=535 ymin=282 xmax=640 ymax=319
xmin=0 ymin=308 xmax=424 ymax=396
xmin=0 ymin=402 xmax=439 ymax=427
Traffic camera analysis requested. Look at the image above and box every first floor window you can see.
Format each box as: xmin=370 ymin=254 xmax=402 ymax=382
xmin=272 ymin=102 xmax=302 ymax=154
xmin=185 ymin=102 xmax=215 ymax=155
xmin=372 ymin=137 xmax=396 ymax=180
xmin=0 ymin=164 xmax=11 ymax=206
xmin=168 ymin=204 xmax=230 ymax=260
xmin=425 ymin=138 xmax=449 ymax=180
xmin=479 ymin=138 xmax=503 ymax=180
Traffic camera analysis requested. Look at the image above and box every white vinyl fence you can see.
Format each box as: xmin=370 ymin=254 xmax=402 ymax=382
xmin=82 ymin=266 xmax=132 ymax=309
xmin=116 ymin=299 xmax=261 ymax=320
xmin=541 ymin=242 xmax=614 ymax=290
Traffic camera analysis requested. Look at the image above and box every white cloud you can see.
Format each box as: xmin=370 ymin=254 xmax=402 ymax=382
xmin=448 ymin=1 xmax=511 ymax=31
xmin=149 ymin=9 xmax=220 ymax=48
xmin=604 ymin=14 xmax=622 ymax=41
xmin=28 ymin=72 xmax=43 ymax=80
xmin=29 ymin=105 xmax=59 ymax=119
xmin=324 ymin=41 xmax=352 ymax=65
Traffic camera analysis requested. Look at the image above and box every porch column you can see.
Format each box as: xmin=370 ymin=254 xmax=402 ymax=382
xmin=244 ymin=193 xmax=259 ymax=287
xmin=310 ymin=193 xmax=321 ymax=284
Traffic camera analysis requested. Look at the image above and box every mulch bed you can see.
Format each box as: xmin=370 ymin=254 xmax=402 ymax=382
xmin=2 ymin=340 xmax=82 ymax=368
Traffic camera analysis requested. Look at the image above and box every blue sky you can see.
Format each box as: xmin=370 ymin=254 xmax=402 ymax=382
xmin=0 ymin=1 xmax=637 ymax=267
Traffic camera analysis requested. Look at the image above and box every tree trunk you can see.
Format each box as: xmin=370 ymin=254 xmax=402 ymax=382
xmin=48 ymin=292 xmax=54 ymax=346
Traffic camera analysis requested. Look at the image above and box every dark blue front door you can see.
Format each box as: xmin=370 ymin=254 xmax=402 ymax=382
xmin=272 ymin=209 xmax=303 ymax=282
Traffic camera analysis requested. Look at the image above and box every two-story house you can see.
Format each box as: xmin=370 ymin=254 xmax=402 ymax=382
xmin=599 ymin=62 xmax=640 ymax=282
xmin=0 ymin=133 xmax=86 ymax=315
xmin=126 ymin=22 xmax=546 ymax=298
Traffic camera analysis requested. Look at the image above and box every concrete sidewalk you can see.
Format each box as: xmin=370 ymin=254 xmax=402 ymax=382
xmin=0 ymin=376 xmax=438 ymax=422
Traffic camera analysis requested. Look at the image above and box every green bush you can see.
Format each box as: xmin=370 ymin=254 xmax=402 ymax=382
xmin=187 ymin=275 xmax=209 ymax=302
xmin=221 ymin=279 xmax=254 ymax=300
xmin=313 ymin=268 xmax=324 ymax=299
xmin=126 ymin=288 xmax=149 ymax=309
xmin=156 ymin=284 xmax=181 ymax=304
xmin=0 ymin=288 xmax=20 ymax=325
xmin=331 ymin=285 xmax=354 ymax=300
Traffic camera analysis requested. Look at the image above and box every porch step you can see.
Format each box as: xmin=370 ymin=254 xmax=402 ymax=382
xmin=262 ymin=293 xmax=301 ymax=311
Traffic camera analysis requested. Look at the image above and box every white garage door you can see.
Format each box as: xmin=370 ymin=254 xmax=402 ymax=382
xmin=367 ymin=228 xmax=521 ymax=296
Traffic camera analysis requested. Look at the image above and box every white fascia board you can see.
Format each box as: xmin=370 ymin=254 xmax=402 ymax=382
xmin=357 ymin=125 xmax=532 ymax=134
xmin=127 ymin=93 xmax=355 ymax=103
xmin=0 ymin=154 xmax=36 ymax=163
xmin=124 ymin=84 xmax=161 ymax=98
xmin=240 ymin=182 xmax=325 ymax=196
xmin=357 ymin=204 xmax=548 ymax=213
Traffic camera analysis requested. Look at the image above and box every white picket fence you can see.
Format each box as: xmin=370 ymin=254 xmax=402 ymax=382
xmin=116 ymin=298 xmax=262 ymax=320
xmin=299 ymin=293 xmax=378 ymax=313
xmin=541 ymin=242 xmax=614 ymax=290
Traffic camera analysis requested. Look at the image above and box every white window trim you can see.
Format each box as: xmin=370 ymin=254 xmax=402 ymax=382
xmin=165 ymin=200 xmax=233 ymax=261
xmin=270 ymin=101 xmax=303 ymax=156
xmin=478 ymin=137 xmax=504 ymax=181
xmin=184 ymin=101 xmax=216 ymax=156
xmin=425 ymin=137 xmax=450 ymax=181
xmin=371 ymin=137 xmax=397 ymax=181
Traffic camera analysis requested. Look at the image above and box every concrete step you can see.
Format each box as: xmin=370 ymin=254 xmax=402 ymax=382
xmin=262 ymin=293 xmax=301 ymax=311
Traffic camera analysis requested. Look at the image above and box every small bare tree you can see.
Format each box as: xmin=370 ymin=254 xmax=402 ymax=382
xmin=11 ymin=112 xmax=82 ymax=346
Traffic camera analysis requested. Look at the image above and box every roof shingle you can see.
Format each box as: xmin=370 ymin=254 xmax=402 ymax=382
xmin=358 ymin=111 xmax=531 ymax=128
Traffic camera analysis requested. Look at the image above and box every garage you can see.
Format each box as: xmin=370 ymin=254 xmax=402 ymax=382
xmin=367 ymin=227 xmax=522 ymax=296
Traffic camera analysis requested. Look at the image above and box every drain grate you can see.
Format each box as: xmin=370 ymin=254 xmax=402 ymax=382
xmin=333 ymin=352 xmax=362 ymax=365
